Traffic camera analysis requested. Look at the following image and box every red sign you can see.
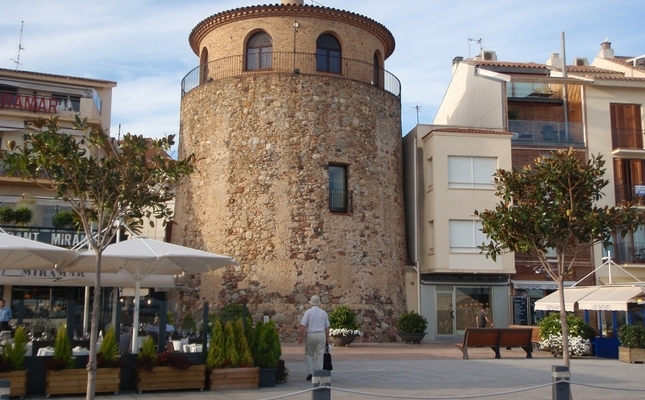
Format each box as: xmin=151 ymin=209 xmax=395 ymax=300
xmin=0 ymin=92 xmax=59 ymax=113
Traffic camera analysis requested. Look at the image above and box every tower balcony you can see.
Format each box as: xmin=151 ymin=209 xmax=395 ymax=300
xmin=180 ymin=52 xmax=401 ymax=99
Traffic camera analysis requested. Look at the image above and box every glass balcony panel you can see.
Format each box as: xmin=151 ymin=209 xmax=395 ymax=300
xmin=603 ymin=241 xmax=645 ymax=264
xmin=510 ymin=120 xmax=584 ymax=146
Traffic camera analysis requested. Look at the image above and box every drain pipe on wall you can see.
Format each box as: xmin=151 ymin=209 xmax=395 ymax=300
xmin=414 ymin=132 xmax=421 ymax=313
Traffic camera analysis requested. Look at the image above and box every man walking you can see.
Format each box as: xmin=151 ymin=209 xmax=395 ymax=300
xmin=0 ymin=299 xmax=11 ymax=331
xmin=298 ymin=295 xmax=330 ymax=381
xmin=476 ymin=304 xmax=493 ymax=328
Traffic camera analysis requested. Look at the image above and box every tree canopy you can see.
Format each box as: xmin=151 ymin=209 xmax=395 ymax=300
xmin=1 ymin=116 xmax=195 ymax=399
xmin=475 ymin=148 xmax=642 ymax=366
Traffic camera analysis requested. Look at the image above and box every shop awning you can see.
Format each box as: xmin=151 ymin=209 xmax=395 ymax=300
xmin=577 ymin=286 xmax=645 ymax=311
xmin=533 ymin=286 xmax=600 ymax=311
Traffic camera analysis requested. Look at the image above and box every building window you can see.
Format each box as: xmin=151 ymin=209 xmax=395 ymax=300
xmin=449 ymin=220 xmax=487 ymax=253
xmin=614 ymin=158 xmax=645 ymax=203
xmin=316 ymin=34 xmax=341 ymax=73
xmin=448 ymin=156 xmax=497 ymax=189
xmin=329 ymin=164 xmax=347 ymax=213
xmin=246 ymin=32 xmax=273 ymax=71
xmin=610 ymin=103 xmax=642 ymax=149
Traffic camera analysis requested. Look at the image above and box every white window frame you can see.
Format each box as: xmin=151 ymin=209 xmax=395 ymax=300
xmin=449 ymin=220 xmax=487 ymax=253
xmin=448 ymin=156 xmax=496 ymax=189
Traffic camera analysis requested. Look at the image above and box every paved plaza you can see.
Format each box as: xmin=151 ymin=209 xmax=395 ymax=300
xmin=24 ymin=342 xmax=644 ymax=400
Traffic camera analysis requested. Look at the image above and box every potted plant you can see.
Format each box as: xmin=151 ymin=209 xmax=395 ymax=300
xmin=255 ymin=320 xmax=281 ymax=387
xmin=538 ymin=313 xmax=594 ymax=356
xmin=136 ymin=335 xmax=206 ymax=392
xmin=52 ymin=210 xmax=75 ymax=228
xmin=396 ymin=311 xmax=428 ymax=344
xmin=0 ymin=326 xmax=28 ymax=397
xmin=618 ymin=324 xmax=645 ymax=363
xmin=95 ymin=327 xmax=122 ymax=394
xmin=208 ymin=319 xmax=259 ymax=390
xmin=0 ymin=206 xmax=15 ymax=225
xmin=328 ymin=305 xmax=362 ymax=347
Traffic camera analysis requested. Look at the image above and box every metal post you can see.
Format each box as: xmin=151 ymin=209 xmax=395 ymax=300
xmin=202 ymin=302 xmax=209 ymax=353
xmin=0 ymin=378 xmax=10 ymax=399
xmin=552 ymin=365 xmax=570 ymax=400
xmin=312 ymin=369 xmax=331 ymax=400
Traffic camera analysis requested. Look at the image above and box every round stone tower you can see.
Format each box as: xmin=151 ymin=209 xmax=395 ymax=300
xmin=174 ymin=1 xmax=407 ymax=341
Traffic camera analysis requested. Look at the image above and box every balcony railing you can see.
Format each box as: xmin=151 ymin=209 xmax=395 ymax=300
xmin=181 ymin=52 xmax=401 ymax=99
xmin=0 ymin=91 xmax=102 ymax=117
xmin=510 ymin=120 xmax=584 ymax=147
xmin=612 ymin=128 xmax=644 ymax=149
xmin=603 ymin=242 xmax=645 ymax=264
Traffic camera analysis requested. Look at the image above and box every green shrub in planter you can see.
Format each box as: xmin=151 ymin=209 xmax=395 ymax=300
xmin=256 ymin=321 xmax=281 ymax=369
xmin=0 ymin=206 xmax=15 ymax=224
xmin=206 ymin=320 xmax=225 ymax=369
xmin=397 ymin=311 xmax=428 ymax=334
xmin=618 ymin=324 xmax=645 ymax=349
xmin=329 ymin=305 xmax=361 ymax=336
xmin=13 ymin=207 xmax=32 ymax=225
xmin=52 ymin=210 xmax=75 ymax=228
xmin=1 ymin=326 xmax=27 ymax=371
xmin=538 ymin=312 xmax=595 ymax=340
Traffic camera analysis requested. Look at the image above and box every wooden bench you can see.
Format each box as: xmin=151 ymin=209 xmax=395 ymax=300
xmin=509 ymin=324 xmax=541 ymax=349
xmin=455 ymin=328 xmax=533 ymax=359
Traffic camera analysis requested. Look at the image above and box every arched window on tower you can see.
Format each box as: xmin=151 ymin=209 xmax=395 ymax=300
xmin=246 ymin=32 xmax=273 ymax=71
xmin=316 ymin=34 xmax=341 ymax=73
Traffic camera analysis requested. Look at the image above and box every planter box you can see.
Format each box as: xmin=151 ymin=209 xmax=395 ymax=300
xmin=209 ymin=367 xmax=258 ymax=390
xmin=137 ymin=365 xmax=206 ymax=393
xmin=46 ymin=368 xmax=120 ymax=396
xmin=0 ymin=370 xmax=27 ymax=398
xmin=619 ymin=347 xmax=645 ymax=363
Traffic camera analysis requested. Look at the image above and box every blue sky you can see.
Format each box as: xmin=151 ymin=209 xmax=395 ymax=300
xmin=1 ymin=0 xmax=644 ymax=147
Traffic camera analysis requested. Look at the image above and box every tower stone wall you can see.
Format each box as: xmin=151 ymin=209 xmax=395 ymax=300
xmin=174 ymin=3 xmax=407 ymax=342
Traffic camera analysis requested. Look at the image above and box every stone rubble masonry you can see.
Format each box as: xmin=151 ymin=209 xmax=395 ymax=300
xmin=171 ymin=3 xmax=406 ymax=343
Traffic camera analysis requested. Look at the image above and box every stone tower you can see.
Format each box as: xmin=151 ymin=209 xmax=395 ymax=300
xmin=174 ymin=0 xmax=407 ymax=341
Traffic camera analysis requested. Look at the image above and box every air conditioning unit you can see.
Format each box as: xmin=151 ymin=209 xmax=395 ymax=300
xmin=574 ymin=57 xmax=588 ymax=66
xmin=481 ymin=50 xmax=497 ymax=61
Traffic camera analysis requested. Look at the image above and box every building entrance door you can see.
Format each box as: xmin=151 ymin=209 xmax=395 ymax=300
xmin=436 ymin=291 xmax=454 ymax=336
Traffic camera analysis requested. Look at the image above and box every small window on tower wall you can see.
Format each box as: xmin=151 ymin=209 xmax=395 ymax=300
xmin=329 ymin=164 xmax=347 ymax=213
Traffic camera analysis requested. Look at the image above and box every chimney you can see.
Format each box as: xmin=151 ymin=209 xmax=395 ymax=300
xmin=598 ymin=39 xmax=614 ymax=59
xmin=545 ymin=53 xmax=563 ymax=69
xmin=281 ymin=0 xmax=304 ymax=4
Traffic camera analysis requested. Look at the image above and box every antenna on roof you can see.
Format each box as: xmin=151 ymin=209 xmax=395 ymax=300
xmin=467 ymin=37 xmax=482 ymax=58
xmin=10 ymin=21 xmax=25 ymax=70
xmin=413 ymin=103 xmax=422 ymax=125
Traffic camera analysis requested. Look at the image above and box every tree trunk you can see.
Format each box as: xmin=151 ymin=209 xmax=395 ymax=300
xmin=85 ymin=252 xmax=102 ymax=400
xmin=557 ymin=278 xmax=570 ymax=367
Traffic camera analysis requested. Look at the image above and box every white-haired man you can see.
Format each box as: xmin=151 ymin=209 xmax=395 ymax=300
xmin=298 ymin=295 xmax=330 ymax=381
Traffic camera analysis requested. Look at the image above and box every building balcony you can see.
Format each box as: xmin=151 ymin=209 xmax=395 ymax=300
xmin=510 ymin=120 xmax=584 ymax=147
xmin=603 ymin=241 xmax=645 ymax=265
xmin=0 ymin=91 xmax=103 ymax=123
xmin=614 ymin=183 xmax=645 ymax=204
xmin=180 ymin=52 xmax=401 ymax=99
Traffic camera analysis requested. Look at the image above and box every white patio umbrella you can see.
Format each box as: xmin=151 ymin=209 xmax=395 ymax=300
xmin=0 ymin=232 xmax=76 ymax=270
xmin=64 ymin=237 xmax=237 ymax=353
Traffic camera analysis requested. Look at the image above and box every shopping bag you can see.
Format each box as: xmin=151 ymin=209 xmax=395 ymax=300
xmin=323 ymin=344 xmax=333 ymax=371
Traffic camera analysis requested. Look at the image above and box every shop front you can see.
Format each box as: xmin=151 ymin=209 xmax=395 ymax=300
xmin=419 ymin=274 xmax=510 ymax=340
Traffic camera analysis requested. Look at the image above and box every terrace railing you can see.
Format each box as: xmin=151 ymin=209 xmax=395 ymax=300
xmin=181 ymin=52 xmax=401 ymax=99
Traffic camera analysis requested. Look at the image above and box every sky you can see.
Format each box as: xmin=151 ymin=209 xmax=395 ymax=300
xmin=1 ymin=0 xmax=644 ymax=148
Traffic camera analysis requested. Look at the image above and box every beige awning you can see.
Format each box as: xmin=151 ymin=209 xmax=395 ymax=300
xmin=577 ymin=286 xmax=645 ymax=311
xmin=533 ymin=286 xmax=600 ymax=311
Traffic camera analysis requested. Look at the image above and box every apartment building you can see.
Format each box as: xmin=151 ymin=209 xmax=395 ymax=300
xmin=405 ymin=41 xmax=645 ymax=338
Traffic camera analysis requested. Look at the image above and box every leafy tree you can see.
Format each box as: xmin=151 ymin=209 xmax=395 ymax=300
xmin=476 ymin=149 xmax=642 ymax=367
xmin=0 ymin=116 xmax=195 ymax=399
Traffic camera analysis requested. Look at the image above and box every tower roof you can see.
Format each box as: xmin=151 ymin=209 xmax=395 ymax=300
xmin=188 ymin=3 xmax=396 ymax=59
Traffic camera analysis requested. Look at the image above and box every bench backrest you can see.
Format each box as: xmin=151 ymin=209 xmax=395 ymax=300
xmin=462 ymin=328 xmax=501 ymax=347
xmin=498 ymin=329 xmax=533 ymax=347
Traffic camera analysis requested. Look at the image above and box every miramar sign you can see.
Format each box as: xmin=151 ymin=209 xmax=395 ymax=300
xmin=0 ymin=92 xmax=59 ymax=114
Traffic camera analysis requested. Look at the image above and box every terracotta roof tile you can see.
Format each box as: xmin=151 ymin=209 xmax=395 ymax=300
xmin=0 ymin=67 xmax=116 ymax=85
xmin=422 ymin=127 xmax=512 ymax=140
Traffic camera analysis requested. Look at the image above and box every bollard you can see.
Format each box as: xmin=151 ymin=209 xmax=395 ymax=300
xmin=312 ymin=369 xmax=331 ymax=400
xmin=0 ymin=378 xmax=10 ymax=400
xmin=551 ymin=365 xmax=570 ymax=400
